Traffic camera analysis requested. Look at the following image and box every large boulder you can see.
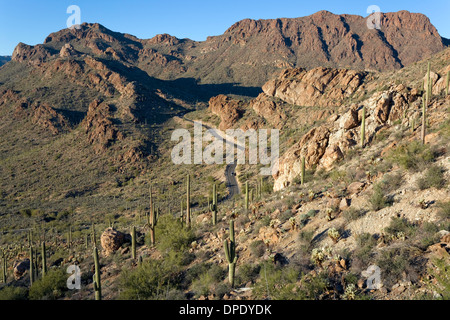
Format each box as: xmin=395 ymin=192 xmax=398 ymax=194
xmin=13 ymin=259 xmax=30 ymax=280
xmin=101 ymin=228 xmax=125 ymax=256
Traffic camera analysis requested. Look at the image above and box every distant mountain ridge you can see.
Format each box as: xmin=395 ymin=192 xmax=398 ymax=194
xmin=10 ymin=10 xmax=448 ymax=87
xmin=0 ymin=56 xmax=11 ymax=67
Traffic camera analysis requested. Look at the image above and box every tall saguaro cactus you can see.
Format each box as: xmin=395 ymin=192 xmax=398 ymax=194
xmin=1 ymin=250 xmax=6 ymax=284
xmin=245 ymin=181 xmax=249 ymax=212
xmin=301 ymin=157 xmax=306 ymax=185
xmin=148 ymin=185 xmax=157 ymax=246
xmin=41 ymin=241 xmax=47 ymax=276
xmin=93 ymin=246 xmax=102 ymax=300
xmin=446 ymin=71 xmax=449 ymax=96
xmin=361 ymin=105 xmax=366 ymax=148
xmin=29 ymin=245 xmax=35 ymax=285
xmin=223 ymin=220 xmax=238 ymax=288
xmin=186 ymin=174 xmax=191 ymax=228
xmin=426 ymin=61 xmax=431 ymax=105
xmin=211 ymin=183 xmax=218 ymax=225
xmin=131 ymin=226 xmax=136 ymax=260
xmin=421 ymin=96 xmax=427 ymax=144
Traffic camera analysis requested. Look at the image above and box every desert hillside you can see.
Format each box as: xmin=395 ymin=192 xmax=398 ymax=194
xmin=0 ymin=10 xmax=449 ymax=301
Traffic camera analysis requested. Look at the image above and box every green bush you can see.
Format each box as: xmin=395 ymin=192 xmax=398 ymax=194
xmin=387 ymin=141 xmax=437 ymax=172
xmin=369 ymin=183 xmax=389 ymax=211
xmin=252 ymin=263 xmax=300 ymax=300
xmin=376 ymin=246 xmax=424 ymax=287
xmin=249 ymin=240 xmax=266 ymax=258
xmin=343 ymin=208 xmax=366 ymax=222
xmin=385 ymin=217 xmax=417 ymax=238
xmin=236 ymin=263 xmax=261 ymax=286
xmin=119 ymin=259 xmax=178 ymax=300
xmin=427 ymin=258 xmax=450 ymax=300
xmin=148 ymin=214 xmax=195 ymax=261
xmin=191 ymin=264 xmax=226 ymax=298
xmin=28 ymin=269 xmax=67 ymax=300
xmin=416 ymin=165 xmax=447 ymax=190
xmin=437 ymin=201 xmax=450 ymax=220
xmin=0 ymin=286 xmax=28 ymax=300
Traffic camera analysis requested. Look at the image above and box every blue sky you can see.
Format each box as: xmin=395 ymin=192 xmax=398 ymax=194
xmin=1 ymin=0 xmax=449 ymax=55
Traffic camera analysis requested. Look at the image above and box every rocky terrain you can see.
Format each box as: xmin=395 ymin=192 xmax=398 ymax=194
xmin=0 ymin=10 xmax=449 ymax=301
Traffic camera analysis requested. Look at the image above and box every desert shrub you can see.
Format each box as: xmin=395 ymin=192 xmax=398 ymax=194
xmin=0 ymin=286 xmax=28 ymax=300
xmin=298 ymin=229 xmax=315 ymax=254
xmin=387 ymin=141 xmax=437 ymax=172
xmin=28 ymin=269 xmax=67 ymax=300
xmin=381 ymin=172 xmax=404 ymax=192
xmin=376 ymin=246 xmax=425 ymax=288
xmin=252 ymin=263 xmax=300 ymax=300
xmin=235 ymin=214 xmax=250 ymax=230
xmin=249 ymin=240 xmax=266 ymax=258
xmin=343 ymin=208 xmax=366 ymax=222
xmin=184 ymin=262 xmax=210 ymax=285
xmin=296 ymin=272 xmax=330 ymax=300
xmin=279 ymin=210 xmax=292 ymax=223
xmin=437 ymin=201 xmax=450 ymax=220
xmin=368 ymin=183 xmax=389 ymax=211
xmin=416 ymin=222 xmax=441 ymax=249
xmin=385 ymin=217 xmax=417 ymax=239
xmin=119 ymin=259 xmax=178 ymax=300
xmin=352 ymin=233 xmax=378 ymax=268
xmin=426 ymin=258 xmax=450 ymax=300
xmin=416 ymin=165 xmax=447 ymax=190
xmin=148 ymin=214 xmax=195 ymax=261
xmin=236 ymin=263 xmax=261 ymax=286
xmin=190 ymin=264 xmax=226 ymax=298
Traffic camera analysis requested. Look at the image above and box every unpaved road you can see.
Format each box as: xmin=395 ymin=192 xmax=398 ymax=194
xmin=175 ymin=115 xmax=240 ymax=199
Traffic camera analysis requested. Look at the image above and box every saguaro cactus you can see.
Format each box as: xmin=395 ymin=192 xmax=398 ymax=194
xmin=1 ymin=250 xmax=6 ymax=284
xmin=211 ymin=183 xmax=218 ymax=225
xmin=41 ymin=241 xmax=47 ymax=276
xmin=446 ymin=71 xmax=449 ymax=96
xmin=245 ymin=181 xmax=249 ymax=211
xmin=301 ymin=157 xmax=306 ymax=185
xmin=29 ymin=245 xmax=35 ymax=285
xmin=186 ymin=174 xmax=191 ymax=227
xmin=93 ymin=246 xmax=101 ymax=300
xmin=361 ymin=105 xmax=366 ymax=148
xmin=426 ymin=61 xmax=431 ymax=105
xmin=223 ymin=220 xmax=238 ymax=288
xmin=131 ymin=226 xmax=136 ymax=260
xmin=148 ymin=185 xmax=157 ymax=246
xmin=421 ymin=96 xmax=427 ymax=144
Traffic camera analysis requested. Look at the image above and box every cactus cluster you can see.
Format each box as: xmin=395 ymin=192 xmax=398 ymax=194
xmin=328 ymin=228 xmax=341 ymax=243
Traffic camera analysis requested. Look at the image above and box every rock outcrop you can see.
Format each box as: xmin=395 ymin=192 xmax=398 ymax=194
xmin=250 ymin=94 xmax=286 ymax=129
xmin=209 ymin=95 xmax=243 ymax=130
xmin=83 ymin=99 xmax=124 ymax=152
xmin=262 ymin=67 xmax=369 ymax=107
xmin=273 ymin=79 xmax=422 ymax=191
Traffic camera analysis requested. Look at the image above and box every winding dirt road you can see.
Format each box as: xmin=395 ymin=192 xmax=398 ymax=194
xmin=175 ymin=115 xmax=240 ymax=199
